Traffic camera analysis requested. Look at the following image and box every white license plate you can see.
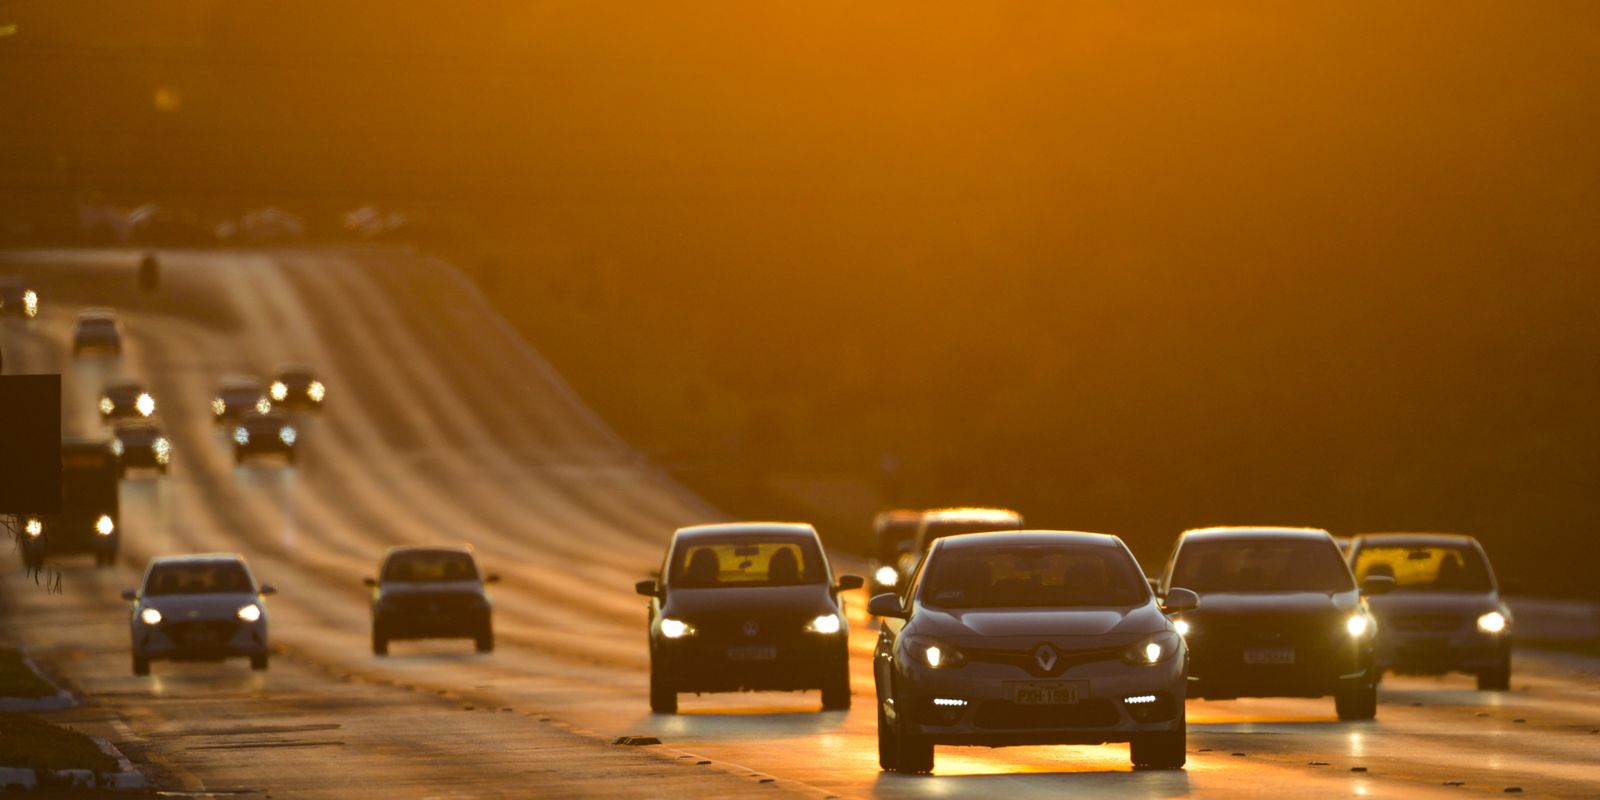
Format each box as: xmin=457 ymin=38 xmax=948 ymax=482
xmin=1010 ymin=681 xmax=1083 ymax=705
xmin=727 ymin=646 xmax=777 ymax=661
xmin=1244 ymin=647 xmax=1295 ymax=665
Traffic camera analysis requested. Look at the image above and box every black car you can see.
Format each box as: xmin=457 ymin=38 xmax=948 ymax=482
xmin=0 ymin=277 xmax=39 ymax=319
xmin=72 ymin=309 xmax=122 ymax=357
xmin=635 ymin=523 xmax=863 ymax=714
xmin=366 ymin=547 xmax=498 ymax=655
xmin=212 ymin=376 xmax=271 ymax=423
xmin=270 ymin=366 xmax=326 ymax=411
xmin=1156 ymin=527 xmax=1392 ymax=720
xmin=869 ymin=509 xmax=923 ymax=592
xmin=100 ymin=380 xmax=156 ymax=422
xmin=896 ymin=508 xmax=1025 ymax=586
xmin=111 ymin=421 xmax=172 ymax=476
xmin=232 ymin=411 xmax=299 ymax=465
xmin=21 ymin=439 xmax=120 ymax=569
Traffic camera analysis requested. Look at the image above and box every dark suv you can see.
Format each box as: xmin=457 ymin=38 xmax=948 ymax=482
xmin=367 ymin=546 xmax=498 ymax=655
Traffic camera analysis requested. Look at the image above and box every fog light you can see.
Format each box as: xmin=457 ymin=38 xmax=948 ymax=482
xmin=932 ymin=698 xmax=967 ymax=707
xmin=1124 ymin=692 xmax=1177 ymax=722
xmin=1124 ymin=694 xmax=1158 ymax=705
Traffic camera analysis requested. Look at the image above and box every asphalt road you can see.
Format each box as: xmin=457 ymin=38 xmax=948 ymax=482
xmin=2 ymin=248 xmax=1598 ymax=799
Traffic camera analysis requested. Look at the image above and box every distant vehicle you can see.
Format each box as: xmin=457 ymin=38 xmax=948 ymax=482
xmin=0 ymin=277 xmax=39 ymax=319
xmin=870 ymin=509 xmax=923 ymax=592
xmin=636 ymin=522 xmax=863 ymax=714
xmin=870 ymin=531 xmax=1195 ymax=774
xmin=212 ymin=376 xmax=271 ymax=423
xmin=896 ymin=508 xmax=1025 ymax=586
xmin=20 ymin=439 xmax=120 ymax=570
xmin=269 ymin=366 xmax=327 ymax=411
xmin=111 ymin=421 xmax=172 ymax=477
xmin=99 ymin=379 xmax=156 ymax=422
xmin=1155 ymin=526 xmax=1391 ymax=720
xmin=123 ymin=554 xmax=275 ymax=675
xmin=1347 ymin=533 xmax=1513 ymax=690
xmin=365 ymin=546 xmax=498 ymax=655
xmin=1332 ymin=535 xmax=1353 ymax=556
xmin=232 ymin=411 xmax=298 ymax=465
xmin=71 ymin=309 xmax=122 ymax=357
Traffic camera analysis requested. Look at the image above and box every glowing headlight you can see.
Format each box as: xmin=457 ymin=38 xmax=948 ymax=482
xmin=22 ymin=290 xmax=37 ymax=317
xmin=254 ymin=397 xmax=272 ymax=415
xmin=95 ymin=514 xmax=115 ymax=536
xmin=211 ymin=397 xmax=226 ymax=416
xmin=659 ymin=618 xmax=693 ymax=639
xmin=109 ymin=439 xmax=125 ymax=457
xmin=911 ymin=639 xmax=964 ymax=668
xmin=135 ymin=393 xmax=155 ymax=417
xmin=874 ymin=565 xmax=898 ymax=587
xmin=153 ymin=437 xmax=172 ymax=462
xmin=279 ymin=426 xmax=297 ymax=446
xmin=140 ymin=608 xmax=162 ymax=625
xmin=1123 ymin=632 xmax=1180 ymax=665
xmin=233 ymin=427 xmax=250 ymax=445
xmin=806 ymin=614 xmax=842 ymax=634
xmin=307 ymin=381 xmax=326 ymax=402
xmin=1477 ymin=611 xmax=1507 ymax=634
xmin=1173 ymin=618 xmax=1190 ymax=637
xmin=99 ymin=397 xmax=115 ymax=415
xmin=270 ymin=381 xmax=288 ymax=402
xmin=1346 ymin=614 xmax=1371 ymax=637
xmin=237 ymin=603 xmax=262 ymax=622
xmin=24 ymin=518 xmax=42 ymax=538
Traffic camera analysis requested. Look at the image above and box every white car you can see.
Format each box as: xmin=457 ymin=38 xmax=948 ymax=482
xmin=870 ymin=531 xmax=1196 ymax=774
xmin=122 ymin=554 xmax=275 ymax=675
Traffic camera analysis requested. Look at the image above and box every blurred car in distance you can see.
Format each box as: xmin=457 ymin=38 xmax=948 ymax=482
xmin=111 ymin=421 xmax=172 ymax=476
xmin=270 ymin=365 xmax=327 ymax=411
xmin=636 ymin=522 xmax=863 ymax=714
xmin=896 ymin=508 xmax=1025 ymax=587
xmin=232 ymin=410 xmax=298 ymax=465
xmin=1347 ymin=532 xmax=1513 ymax=690
xmin=212 ymin=376 xmax=271 ymax=423
xmin=870 ymin=531 xmax=1195 ymax=774
xmin=870 ymin=509 xmax=923 ymax=592
xmin=0 ymin=277 xmax=39 ymax=319
xmin=21 ymin=438 xmax=121 ymax=570
xmin=123 ymin=553 xmax=275 ymax=675
xmin=99 ymin=379 xmax=156 ymax=422
xmin=366 ymin=546 xmax=498 ymax=655
xmin=71 ymin=309 xmax=122 ymax=357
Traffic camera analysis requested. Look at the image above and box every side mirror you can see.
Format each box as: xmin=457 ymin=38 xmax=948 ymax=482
xmin=259 ymin=583 xmax=278 ymax=596
xmin=121 ymin=589 xmax=138 ymax=602
xmin=484 ymin=574 xmax=501 ymax=584
xmin=867 ymin=592 xmax=908 ymax=619
xmin=362 ymin=577 xmax=378 ymax=587
xmin=634 ymin=579 xmax=659 ymax=598
xmin=1162 ymin=587 xmax=1200 ymax=613
xmin=1360 ymin=575 xmax=1395 ymax=596
xmin=836 ymin=575 xmax=865 ymax=591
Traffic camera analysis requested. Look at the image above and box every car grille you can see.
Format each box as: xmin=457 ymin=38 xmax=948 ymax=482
xmin=1388 ymin=614 xmax=1465 ymax=633
xmin=974 ymin=698 xmax=1119 ymax=730
xmin=163 ymin=620 xmax=239 ymax=646
xmin=390 ymin=593 xmax=480 ymax=613
xmin=961 ymin=645 xmax=1122 ymax=678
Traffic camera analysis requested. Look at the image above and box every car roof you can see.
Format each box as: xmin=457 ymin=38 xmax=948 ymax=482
xmin=920 ymin=507 xmax=1023 ymax=525
xmin=383 ymin=545 xmax=476 ymax=558
xmin=1180 ymin=526 xmax=1334 ymax=542
xmin=1350 ymin=532 xmax=1480 ymax=548
xmin=76 ymin=308 xmax=116 ymax=320
xmin=936 ymin=530 xmax=1125 ymax=550
xmin=219 ymin=375 xmax=262 ymax=388
xmin=674 ymin=522 xmax=818 ymax=541
xmin=148 ymin=553 xmax=247 ymax=566
xmin=874 ymin=509 xmax=923 ymax=526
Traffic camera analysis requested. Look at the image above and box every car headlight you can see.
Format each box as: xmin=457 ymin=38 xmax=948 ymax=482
xmin=109 ymin=439 xmax=125 ymax=457
xmin=874 ymin=565 xmax=898 ymax=587
xmin=1346 ymin=614 xmax=1372 ymax=637
xmin=659 ymin=618 xmax=694 ymax=639
xmin=254 ymin=397 xmax=272 ymax=415
xmin=270 ymin=381 xmax=288 ymax=402
xmin=95 ymin=515 xmax=115 ymax=536
xmin=22 ymin=290 xmax=37 ymax=317
xmin=307 ymin=381 xmax=326 ymax=402
xmin=1122 ymin=631 xmax=1180 ymax=665
xmin=805 ymin=613 xmax=843 ymax=635
xmin=279 ymin=426 xmax=297 ymax=446
xmin=153 ymin=437 xmax=171 ymax=460
xmin=905 ymin=637 xmax=965 ymax=669
xmin=24 ymin=518 xmax=42 ymax=538
xmin=233 ymin=427 xmax=250 ymax=445
xmin=1173 ymin=618 xmax=1190 ymax=637
xmin=135 ymin=393 xmax=155 ymax=417
xmin=212 ymin=398 xmax=226 ymax=416
xmin=237 ymin=603 xmax=262 ymax=622
xmin=140 ymin=608 xmax=162 ymax=625
xmin=1477 ymin=611 xmax=1508 ymax=634
xmin=99 ymin=397 xmax=115 ymax=415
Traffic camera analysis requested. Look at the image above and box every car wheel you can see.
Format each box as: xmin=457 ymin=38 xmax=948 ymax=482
xmin=821 ymin=662 xmax=851 ymax=711
xmin=372 ymin=629 xmax=389 ymax=657
xmin=132 ymin=655 xmax=150 ymax=676
xmin=1335 ymin=676 xmax=1378 ymax=720
xmin=250 ymin=653 xmax=269 ymax=671
xmin=887 ymin=684 xmax=934 ymax=773
xmin=876 ymin=701 xmax=899 ymax=771
xmin=649 ymin=664 xmax=678 ymax=714
xmin=475 ymin=626 xmax=495 ymax=654
xmin=1130 ymin=718 xmax=1187 ymax=769
xmin=1478 ymin=654 xmax=1512 ymax=691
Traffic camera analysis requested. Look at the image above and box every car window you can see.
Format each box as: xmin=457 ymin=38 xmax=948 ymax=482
xmin=145 ymin=562 xmax=254 ymax=595
xmin=1172 ymin=538 xmax=1354 ymax=593
xmin=1351 ymin=545 xmax=1492 ymax=592
xmin=382 ymin=551 xmax=479 ymax=582
xmin=669 ymin=539 xmax=825 ymax=588
xmin=921 ymin=545 xmax=1147 ymax=609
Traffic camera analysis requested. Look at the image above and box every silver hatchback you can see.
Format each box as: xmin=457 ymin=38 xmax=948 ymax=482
xmin=123 ymin=554 xmax=276 ymax=675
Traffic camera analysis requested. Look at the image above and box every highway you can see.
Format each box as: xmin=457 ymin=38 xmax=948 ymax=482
xmin=2 ymin=248 xmax=1598 ymax=798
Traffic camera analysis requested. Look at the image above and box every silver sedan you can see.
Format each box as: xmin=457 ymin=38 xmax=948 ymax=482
xmin=123 ymin=554 xmax=276 ymax=675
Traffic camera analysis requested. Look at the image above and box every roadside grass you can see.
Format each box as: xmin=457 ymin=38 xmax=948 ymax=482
xmin=0 ymin=712 xmax=117 ymax=773
xmin=0 ymin=647 xmax=58 ymax=699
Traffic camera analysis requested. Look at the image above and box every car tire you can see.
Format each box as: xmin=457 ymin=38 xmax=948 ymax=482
xmin=1478 ymin=654 xmax=1512 ymax=691
xmin=1130 ymin=719 xmax=1187 ymax=769
xmin=475 ymin=626 xmax=494 ymax=654
xmin=250 ymin=653 xmax=269 ymax=671
xmin=1335 ymin=676 xmax=1378 ymax=720
xmin=372 ymin=630 xmax=389 ymax=657
xmin=821 ymin=664 xmax=851 ymax=711
xmin=886 ymin=684 xmax=934 ymax=773
xmin=876 ymin=702 xmax=899 ymax=771
xmin=649 ymin=665 xmax=678 ymax=714
xmin=132 ymin=655 xmax=150 ymax=676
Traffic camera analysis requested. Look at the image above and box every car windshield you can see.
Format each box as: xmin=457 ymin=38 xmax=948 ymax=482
xmin=1352 ymin=545 xmax=1492 ymax=592
xmin=921 ymin=545 xmax=1148 ymax=609
xmin=223 ymin=387 xmax=261 ymax=402
xmin=145 ymin=562 xmax=254 ymax=595
xmin=79 ymin=319 xmax=115 ymax=331
xmin=1172 ymin=538 xmax=1354 ymax=593
xmin=669 ymin=538 xmax=826 ymax=588
xmin=383 ymin=551 xmax=479 ymax=582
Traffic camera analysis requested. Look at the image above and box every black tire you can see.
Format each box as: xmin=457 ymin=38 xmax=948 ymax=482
xmin=649 ymin=665 xmax=678 ymax=714
xmin=821 ymin=663 xmax=851 ymax=710
xmin=1130 ymin=718 xmax=1187 ymax=769
xmin=475 ymin=630 xmax=494 ymax=653
xmin=1478 ymin=653 xmax=1512 ymax=691
xmin=1335 ymin=676 xmax=1378 ymax=720
xmin=250 ymin=653 xmax=269 ymax=671
xmin=877 ymin=702 xmax=899 ymax=771
xmin=132 ymin=655 xmax=150 ymax=676
xmin=372 ymin=630 xmax=389 ymax=657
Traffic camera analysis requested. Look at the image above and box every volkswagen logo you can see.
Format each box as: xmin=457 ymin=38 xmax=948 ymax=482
xmin=742 ymin=621 xmax=760 ymax=637
xmin=1032 ymin=643 xmax=1058 ymax=673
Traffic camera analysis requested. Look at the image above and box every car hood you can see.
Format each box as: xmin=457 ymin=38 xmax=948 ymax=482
xmin=664 ymin=584 xmax=835 ymax=618
xmin=911 ymin=601 xmax=1168 ymax=642
xmin=142 ymin=593 xmax=260 ymax=618
xmin=1367 ymin=591 xmax=1501 ymax=617
xmin=379 ymin=580 xmax=486 ymax=599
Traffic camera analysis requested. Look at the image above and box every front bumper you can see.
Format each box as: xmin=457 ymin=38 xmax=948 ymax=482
xmin=376 ymin=608 xmax=490 ymax=640
xmin=132 ymin=617 xmax=268 ymax=661
xmin=654 ymin=635 xmax=847 ymax=693
xmin=1377 ymin=629 xmax=1508 ymax=675
xmin=1185 ymin=629 xmax=1373 ymax=700
xmin=22 ymin=527 xmax=117 ymax=559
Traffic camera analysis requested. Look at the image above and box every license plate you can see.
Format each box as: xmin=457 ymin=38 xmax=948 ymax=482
xmin=1010 ymin=681 xmax=1083 ymax=705
xmin=727 ymin=646 xmax=777 ymax=661
xmin=1244 ymin=647 xmax=1295 ymax=665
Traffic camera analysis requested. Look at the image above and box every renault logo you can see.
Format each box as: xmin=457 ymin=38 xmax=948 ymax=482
xmin=1033 ymin=643 xmax=1058 ymax=673
xmin=742 ymin=621 xmax=760 ymax=637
